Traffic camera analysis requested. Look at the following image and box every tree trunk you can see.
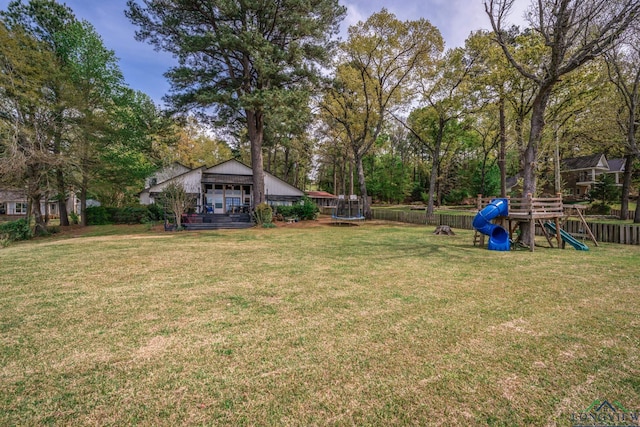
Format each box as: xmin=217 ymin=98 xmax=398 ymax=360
xmin=515 ymin=116 xmax=525 ymax=172
xmin=332 ymin=156 xmax=337 ymax=196
xmin=426 ymin=126 xmax=443 ymax=216
xmin=247 ymin=109 xmax=265 ymax=206
xmin=355 ymin=152 xmax=371 ymax=219
xmin=620 ymin=154 xmax=633 ymax=220
xmin=266 ymin=147 xmax=272 ymax=173
xmin=56 ymin=169 xmax=70 ymax=226
xmin=554 ymin=126 xmax=561 ymax=194
xmin=426 ymin=156 xmax=438 ymax=216
xmin=284 ymin=146 xmax=290 ymax=183
xmin=28 ymin=189 xmax=46 ymax=236
xmin=635 ymin=188 xmax=640 ymax=223
xmin=519 ymin=85 xmax=552 ymax=245
xmin=80 ymin=175 xmax=88 ymax=227
xmin=499 ymin=97 xmax=507 ymax=197
xmin=349 ymin=159 xmax=354 ymax=196
xmin=52 ymin=104 xmax=70 ymax=227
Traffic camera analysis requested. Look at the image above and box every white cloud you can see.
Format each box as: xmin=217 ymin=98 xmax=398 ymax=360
xmin=343 ymin=0 xmax=530 ymax=48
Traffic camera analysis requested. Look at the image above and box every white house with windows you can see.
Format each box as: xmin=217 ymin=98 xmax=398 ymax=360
xmin=139 ymin=159 xmax=305 ymax=215
xmin=0 ymin=189 xmax=78 ymax=217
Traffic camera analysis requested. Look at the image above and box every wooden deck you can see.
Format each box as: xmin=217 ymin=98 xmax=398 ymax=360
xmin=179 ymin=213 xmax=253 ymax=230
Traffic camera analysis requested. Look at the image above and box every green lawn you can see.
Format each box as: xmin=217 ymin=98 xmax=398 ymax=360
xmin=1 ymin=222 xmax=639 ymax=425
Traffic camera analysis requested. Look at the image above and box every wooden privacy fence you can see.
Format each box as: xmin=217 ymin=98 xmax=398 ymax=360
xmin=372 ymin=209 xmax=474 ymax=227
xmin=563 ymin=220 xmax=640 ymax=245
xmin=610 ymin=209 xmax=636 ymax=220
xmin=371 ymin=208 xmax=640 ymax=246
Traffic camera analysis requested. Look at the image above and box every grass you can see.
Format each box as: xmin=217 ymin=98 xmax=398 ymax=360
xmin=1 ymin=221 xmax=639 ymax=425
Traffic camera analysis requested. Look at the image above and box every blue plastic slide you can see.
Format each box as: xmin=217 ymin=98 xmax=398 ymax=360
xmin=544 ymin=222 xmax=589 ymax=251
xmin=473 ymin=198 xmax=510 ymax=251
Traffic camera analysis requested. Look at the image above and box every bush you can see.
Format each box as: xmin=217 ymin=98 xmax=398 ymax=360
xmin=86 ymin=206 xmax=111 ymax=225
xmin=113 ymin=206 xmax=151 ymax=224
xmin=86 ymin=205 xmax=161 ymax=225
xmin=0 ymin=218 xmax=32 ymax=243
xmin=297 ymin=196 xmax=319 ymax=220
xmin=443 ymin=189 xmax=468 ymax=205
xmin=586 ymin=203 xmax=611 ymax=216
xmin=274 ymin=197 xmax=319 ymax=221
xmin=274 ymin=205 xmax=296 ymax=219
xmin=253 ymin=203 xmax=273 ymax=225
xmin=146 ymin=203 xmax=164 ymax=221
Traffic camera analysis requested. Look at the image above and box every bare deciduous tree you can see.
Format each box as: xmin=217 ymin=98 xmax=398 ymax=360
xmin=158 ymin=180 xmax=196 ymax=230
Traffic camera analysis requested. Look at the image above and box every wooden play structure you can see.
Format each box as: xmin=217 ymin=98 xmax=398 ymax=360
xmin=474 ymin=194 xmax=597 ymax=251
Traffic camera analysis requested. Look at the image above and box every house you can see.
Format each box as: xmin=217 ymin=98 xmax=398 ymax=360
xmin=605 ymin=157 xmax=626 ymax=186
xmin=561 ymin=154 xmax=624 ymax=199
xmin=0 ymin=189 xmax=29 ymax=216
xmin=0 ymin=188 xmax=79 ymax=218
xmin=144 ymin=162 xmax=191 ymax=188
xmin=306 ymin=191 xmax=337 ymax=208
xmin=139 ymin=159 xmax=305 ymax=216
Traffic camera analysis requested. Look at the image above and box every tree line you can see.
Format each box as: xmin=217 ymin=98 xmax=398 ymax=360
xmin=2 ymin=0 xmax=640 ymax=235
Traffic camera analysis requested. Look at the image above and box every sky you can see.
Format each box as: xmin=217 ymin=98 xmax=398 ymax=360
xmin=0 ymin=0 xmax=530 ymax=108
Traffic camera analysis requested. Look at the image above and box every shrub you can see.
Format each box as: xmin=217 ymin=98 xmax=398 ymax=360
xmin=274 ymin=197 xmax=319 ymax=221
xmin=0 ymin=218 xmax=32 ymax=243
xmin=113 ymin=206 xmax=151 ymax=224
xmin=297 ymin=196 xmax=319 ymax=220
xmin=443 ymin=189 xmax=468 ymax=206
xmin=275 ymin=205 xmax=296 ymax=219
xmin=69 ymin=211 xmax=79 ymax=225
xmin=586 ymin=203 xmax=611 ymax=216
xmin=87 ymin=205 xmax=161 ymax=225
xmin=146 ymin=203 xmax=164 ymax=221
xmin=588 ymin=174 xmax=620 ymax=205
xmin=253 ymin=203 xmax=273 ymax=225
xmin=86 ymin=206 xmax=111 ymax=225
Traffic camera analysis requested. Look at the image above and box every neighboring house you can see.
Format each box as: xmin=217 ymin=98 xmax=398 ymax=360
xmin=139 ymin=159 xmax=305 ymax=214
xmin=0 ymin=189 xmax=29 ymax=216
xmin=0 ymin=188 xmax=79 ymax=218
xmin=605 ymin=157 xmax=626 ymax=187
xmin=561 ymin=154 xmax=623 ymax=199
xmin=306 ymin=191 xmax=337 ymax=208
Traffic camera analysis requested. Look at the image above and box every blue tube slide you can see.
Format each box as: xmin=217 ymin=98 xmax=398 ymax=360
xmin=473 ymin=198 xmax=510 ymax=251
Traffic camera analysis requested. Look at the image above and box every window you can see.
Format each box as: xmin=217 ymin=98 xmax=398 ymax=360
xmin=14 ymin=202 xmax=27 ymax=214
xmin=226 ymin=197 xmax=241 ymax=211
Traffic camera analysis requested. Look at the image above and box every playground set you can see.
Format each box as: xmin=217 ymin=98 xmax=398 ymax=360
xmin=473 ymin=194 xmax=597 ymax=252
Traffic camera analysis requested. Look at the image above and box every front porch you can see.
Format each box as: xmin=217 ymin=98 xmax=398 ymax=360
xmin=202 ymin=175 xmax=253 ymax=215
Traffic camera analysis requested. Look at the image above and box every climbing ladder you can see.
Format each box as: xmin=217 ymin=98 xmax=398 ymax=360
xmin=473 ymin=230 xmax=485 ymax=247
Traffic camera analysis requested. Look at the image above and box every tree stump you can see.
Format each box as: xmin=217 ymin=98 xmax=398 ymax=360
xmin=433 ymin=225 xmax=455 ymax=235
